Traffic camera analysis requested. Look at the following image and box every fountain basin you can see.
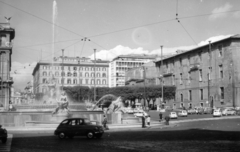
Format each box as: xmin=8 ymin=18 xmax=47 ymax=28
xmin=0 ymin=111 xmax=107 ymax=127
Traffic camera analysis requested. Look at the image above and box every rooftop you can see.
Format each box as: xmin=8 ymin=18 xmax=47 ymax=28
xmin=155 ymin=34 xmax=240 ymax=62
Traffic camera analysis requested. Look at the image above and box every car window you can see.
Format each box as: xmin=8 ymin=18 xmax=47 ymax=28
xmin=84 ymin=119 xmax=92 ymax=125
xmin=78 ymin=119 xmax=83 ymax=125
xmin=71 ymin=120 xmax=77 ymax=126
xmin=61 ymin=120 xmax=70 ymax=125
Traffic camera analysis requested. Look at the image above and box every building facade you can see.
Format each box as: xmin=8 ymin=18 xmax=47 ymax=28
xmin=109 ymin=55 xmax=156 ymax=87
xmin=125 ymin=61 xmax=157 ymax=86
xmin=155 ymin=34 xmax=240 ymax=109
xmin=32 ymin=57 xmax=109 ymax=94
xmin=0 ymin=22 xmax=15 ymax=110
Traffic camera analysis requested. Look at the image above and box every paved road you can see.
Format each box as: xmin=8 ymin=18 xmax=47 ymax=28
xmin=148 ymin=110 xmax=223 ymax=121
xmin=0 ymin=134 xmax=13 ymax=152
xmin=10 ymin=118 xmax=240 ymax=152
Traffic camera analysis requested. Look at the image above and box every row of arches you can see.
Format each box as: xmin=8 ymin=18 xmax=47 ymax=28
xmin=42 ymin=71 xmax=107 ymax=77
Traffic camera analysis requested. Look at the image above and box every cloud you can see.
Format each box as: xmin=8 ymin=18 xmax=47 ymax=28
xmin=88 ymin=45 xmax=149 ymax=61
xmin=209 ymin=3 xmax=232 ymax=20
xmin=198 ymin=34 xmax=232 ymax=46
xmin=89 ymin=34 xmax=233 ymax=61
xmin=11 ymin=62 xmax=37 ymax=90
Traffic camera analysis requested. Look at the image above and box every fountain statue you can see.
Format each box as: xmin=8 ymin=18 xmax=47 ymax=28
xmin=91 ymin=95 xmax=125 ymax=113
xmin=52 ymin=91 xmax=70 ymax=116
xmin=106 ymin=96 xmax=125 ymax=113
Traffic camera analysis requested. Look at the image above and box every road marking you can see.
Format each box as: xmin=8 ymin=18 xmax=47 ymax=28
xmin=0 ymin=134 xmax=12 ymax=152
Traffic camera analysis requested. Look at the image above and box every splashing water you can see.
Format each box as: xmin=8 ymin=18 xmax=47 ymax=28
xmin=92 ymin=94 xmax=117 ymax=110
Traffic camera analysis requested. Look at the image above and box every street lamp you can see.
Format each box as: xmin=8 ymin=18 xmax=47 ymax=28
xmin=160 ymin=45 xmax=164 ymax=106
xmin=94 ymin=49 xmax=96 ymax=102
xmin=61 ymin=49 xmax=64 ymax=91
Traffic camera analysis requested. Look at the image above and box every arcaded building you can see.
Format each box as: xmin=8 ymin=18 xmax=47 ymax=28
xmin=0 ymin=22 xmax=15 ymax=110
xmin=32 ymin=57 xmax=109 ymax=94
xmin=155 ymin=34 xmax=240 ymax=109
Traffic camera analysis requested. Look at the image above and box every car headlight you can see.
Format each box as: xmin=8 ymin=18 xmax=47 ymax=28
xmin=95 ymin=127 xmax=99 ymax=130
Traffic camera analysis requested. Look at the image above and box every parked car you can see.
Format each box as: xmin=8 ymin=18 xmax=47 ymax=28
xmin=203 ymin=107 xmax=212 ymax=114
xmin=169 ymin=112 xmax=178 ymax=119
xmin=187 ymin=109 xmax=196 ymax=114
xmin=178 ymin=110 xmax=188 ymax=117
xmin=213 ymin=109 xmax=222 ymax=117
xmin=54 ymin=118 xmax=104 ymax=139
xmin=196 ymin=108 xmax=204 ymax=114
xmin=0 ymin=125 xmax=7 ymax=143
xmin=221 ymin=108 xmax=228 ymax=116
xmin=134 ymin=112 xmax=148 ymax=118
xmin=225 ymin=109 xmax=236 ymax=115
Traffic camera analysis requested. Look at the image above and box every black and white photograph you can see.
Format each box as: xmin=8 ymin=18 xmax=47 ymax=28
xmin=0 ymin=0 xmax=240 ymax=151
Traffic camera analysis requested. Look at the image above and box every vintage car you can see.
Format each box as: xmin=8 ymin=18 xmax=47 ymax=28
xmin=178 ymin=110 xmax=188 ymax=117
xmin=134 ymin=111 xmax=148 ymax=118
xmin=54 ymin=118 xmax=104 ymax=139
xmin=169 ymin=112 xmax=178 ymax=119
xmin=187 ymin=109 xmax=197 ymax=114
xmin=0 ymin=125 xmax=7 ymax=143
xmin=213 ymin=109 xmax=222 ymax=117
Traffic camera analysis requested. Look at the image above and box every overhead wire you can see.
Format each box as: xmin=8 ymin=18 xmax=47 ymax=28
xmin=0 ymin=0 xmax=108 ymax=54
xmin=175 ymin=0 xmax=197 ymax=45
xmin=2 ymin=0 xmax=240 ymax=66
xmin=177 ymin=20 xmax=198 ymax=45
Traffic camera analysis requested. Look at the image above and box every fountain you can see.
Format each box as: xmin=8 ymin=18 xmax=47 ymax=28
xmin=0 ymin=1 xmax=103 ymax=128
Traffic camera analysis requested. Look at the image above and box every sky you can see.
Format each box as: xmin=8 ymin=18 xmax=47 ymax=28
xmin=0 ymin=0 xmax=240 ymax=91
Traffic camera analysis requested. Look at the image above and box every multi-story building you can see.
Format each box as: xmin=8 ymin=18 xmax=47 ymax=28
xmin=32 ymin=56 xmax=109 ymax=94
xmin=155 ymin=34 xmax=240 ymax=109
xmin=0 ymin=22 xmax=15 ymax=110
xmin=109 ymin=55 xmax=156 ymax=87
xmin=125 ymin=61 xmax=157 ymax=86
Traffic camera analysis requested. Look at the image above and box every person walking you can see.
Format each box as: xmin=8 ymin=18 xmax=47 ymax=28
xmin=165 ymin=115 xmax=170 ymax=125
xmin=159 ymin=112 xmax=163 ymax=122
xmin=142 ymin=113 xmax=146 ymax=128
xmin=147 ymin=115 xmax=151 ymax=128
xmin=102 ymin=115 xmax=108 ymax=130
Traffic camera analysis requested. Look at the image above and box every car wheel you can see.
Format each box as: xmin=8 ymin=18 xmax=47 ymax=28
xmin=86 ymin=131 xmax=95 ymax=139
xmin=96 ymin=134 xmax=103 ymax=139
xmin=58 ymin=132 xmax=66 ymax=139
xmin=2 ymin=138 xmax=7 ymax=144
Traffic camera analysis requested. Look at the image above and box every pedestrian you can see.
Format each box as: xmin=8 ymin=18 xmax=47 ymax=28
xmin=165 ymin=115 xmax=170 ymax=125
xmin=147 ymin=115 xmax=151 ymax=128
xmin=102 ymin=115 xmax=108 ymax=130
xmin=9 ymin=101 xmax=13 ymax=111
xmin=159 ymin=112 xmax=163 ymax=122
xmin=142 ymin=112 xmax=146 ymax=128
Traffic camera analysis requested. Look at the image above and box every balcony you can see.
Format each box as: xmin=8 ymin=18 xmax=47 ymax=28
xmin=189 ymin=63 xmax=200 ymax=71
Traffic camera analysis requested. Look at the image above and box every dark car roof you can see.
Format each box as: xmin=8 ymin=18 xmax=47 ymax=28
xmin=62 ymin=118 xmax=89 ymax=121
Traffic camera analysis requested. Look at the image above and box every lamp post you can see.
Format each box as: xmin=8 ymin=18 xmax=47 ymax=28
xmin=142 ymin=66 xmax=146 ymax=109
xmin=208 ymin=41 xmax=212 ymax=108
xmin=160 ymin=45 xmax=164 ymax=106
xmin=61 ymin=49 xmax=64 ymax=91
xmin=94 ymin=49 xmax=96 ymax=102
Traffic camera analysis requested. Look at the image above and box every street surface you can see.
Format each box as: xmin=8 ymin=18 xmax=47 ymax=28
xmin=8 ymin=118 xmax=240 ymax=152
